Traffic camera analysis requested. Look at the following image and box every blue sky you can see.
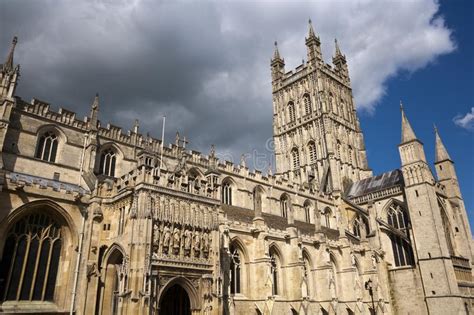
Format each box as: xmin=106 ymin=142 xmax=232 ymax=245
xmin=1 ymin=0 xmax=472 ymax=227
xmin=359 ymin=0 xmax=474 ymax=229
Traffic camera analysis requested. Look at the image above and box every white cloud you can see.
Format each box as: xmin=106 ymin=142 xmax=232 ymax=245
xmin=1 ymin=0 xmax=457 ymax=166
xmin=453 ymin=108 xmax=474 ymax=131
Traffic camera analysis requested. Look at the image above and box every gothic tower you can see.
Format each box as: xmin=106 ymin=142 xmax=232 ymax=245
xmin=398 ymin=105 xmax=465 ymax=313
xmin=271 ymin=21 xmax=371 ymax=194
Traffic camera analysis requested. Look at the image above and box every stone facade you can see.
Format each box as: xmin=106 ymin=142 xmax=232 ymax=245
xmin=0 ymin=22 xmax=472 ymax=315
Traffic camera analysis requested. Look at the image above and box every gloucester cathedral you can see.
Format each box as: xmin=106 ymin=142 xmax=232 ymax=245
xmin=0 ymin=21 xmax=472 ymax=315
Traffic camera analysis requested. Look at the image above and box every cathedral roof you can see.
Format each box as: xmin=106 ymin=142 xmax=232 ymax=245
xmin=345 ymin=169 xmax=404 ymax=199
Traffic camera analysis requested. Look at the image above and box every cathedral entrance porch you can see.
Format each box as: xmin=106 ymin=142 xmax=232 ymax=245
xmin=159 ymin=284 xmax=191 ymax=315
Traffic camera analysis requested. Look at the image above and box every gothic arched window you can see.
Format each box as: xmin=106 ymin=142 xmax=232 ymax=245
xmin=291 ymin=148 xmax=300 ymax=170
xmin=348 ymin=145 xmax=354 ymax=165
xmin=308 ymin=142 xmax=317 ymax=164
xmin=222 ymin=181 xmax=232 ymax=205
xmin=302 ymin=253 xmax=311 ymax=297
xmin=229 ymin=244 xmax=241 ymax=294
xmin=0 ymin=213 xmax=63 ymax=302
xmin=303 ymin=94 xmax=312 ymax=115
xmin=336 ymin=140 xmax=342 ymax=160
xmin=35 ymin=131 xmax=58 ymax=163
xmin=99 ymin=148 xmax=117 ymax=177
xmin=323 ymin=207 xmax=332 ymax=228
xmin=387 ymin=203 xmax=414 ymax=267
xmin=439 ymin=201 xmax=455 ymax=256
xmin=304 ymin=202 xmax=311 ymax=223
xmin=280 ymin=195 xmax=289 ymax=218
xmin=288 ymin=102 xmax=296 ymax=122
xmin=269 ymin=249 xmax=281 ymax=296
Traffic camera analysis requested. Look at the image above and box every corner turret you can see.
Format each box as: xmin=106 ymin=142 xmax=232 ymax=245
xmin=0 ymin=36 xmax=20 ymax=98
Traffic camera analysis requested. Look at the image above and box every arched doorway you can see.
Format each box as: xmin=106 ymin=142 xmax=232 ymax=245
xmin=160 ymin=284 xmax=191 ymax=315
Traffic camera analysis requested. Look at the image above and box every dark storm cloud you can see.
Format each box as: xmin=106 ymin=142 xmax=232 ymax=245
xmin=0 ymin=0 xmax=454 ymax=170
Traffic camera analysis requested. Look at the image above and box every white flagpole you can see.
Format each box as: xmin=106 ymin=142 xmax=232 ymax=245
xmin=159 ymin=115 xmax=166 ymax=176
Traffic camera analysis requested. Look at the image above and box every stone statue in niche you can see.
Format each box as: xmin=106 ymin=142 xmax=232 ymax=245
xmin=194 ymin=230 xmax=201 ymax=256
xmin=173 ymin=226 xmax=181 ymax=254
xmin=162 ymin=223 xmax=171 ymax=253
xmin=351 ymin=252 xmax=356 ymax=266
xmin=184 ymin=227 xmax=192 ymax=256
xmin=153 ymin=223 xmax=160 ymax=249
xmin=202 ymin=231 xmax=210 ymax=254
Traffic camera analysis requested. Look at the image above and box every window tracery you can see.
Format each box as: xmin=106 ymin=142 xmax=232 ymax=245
xmin=222 ymin=181 xmax=232 ymax=205
xmin=35 ymin=131 xmax=58 ymax=163
xmin=99 ymin=148 xmax=117 ymax=177
xmin=387 ymin=203 xmax=414 ymax=267
xmin=0 ymin=213 xmax=63 ymax=302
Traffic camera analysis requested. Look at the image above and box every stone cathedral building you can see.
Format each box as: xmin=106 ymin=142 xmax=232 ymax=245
xmin=0 ymin=21 xmax=472 ymax=315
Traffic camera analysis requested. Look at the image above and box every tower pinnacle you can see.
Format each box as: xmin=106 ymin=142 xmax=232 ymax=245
xmin=434 ymin=125 xmax=451 ymax=162
xmin=308 ymin=19 xmax=316 ymax=39
xmin=400 ymin=101 xmax=417 ymax=143
xmin=272 ymin=41 xmax=282 ymax=61
xmin=335 ymin=38 xmax=342 ymax=56
xmin=89 ymin=93 xmax=99 ymax=131
xmin=3 ymin=36 xmax=18 ymax=73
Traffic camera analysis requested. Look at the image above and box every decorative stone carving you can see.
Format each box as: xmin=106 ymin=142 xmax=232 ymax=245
xmin=173 ymin=226 xmax=181 ymax=254
xmin=194 ymin=230 xmax=201 ymax=256
xmin=162 ymin=223 xmax=171 ymax=253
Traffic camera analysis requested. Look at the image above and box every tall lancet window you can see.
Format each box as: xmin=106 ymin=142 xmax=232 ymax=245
xmin=229 ymin=244 xmax=241 ymax=294
xmin=269 ymin=249 xmax=281 ymax=296
xmin=303 ymin=94 xmax=312 ymax=115
xmin=222 ymin=181 xmax=232 ymax=205
xmin=308 ymin=142 xmax=317 ymax=164
xmin=288 ymin=102 xmax=296 ymax=122
xmin=280 ymin=195 xmax=289 ymax=218
xmin=291 ymin=148 xmax=300 ymax=170
xmin=0 ymin=213 xmax=63 ymax=302
xmin=99 ymin=148 xmax=117 ymax=177
xmin=35 ymin=131 xmax=58 ymax=163
xmin=387 ymin=203 xmax=414 ymax=267
xmin=439 ymin=201 xmax=455 ymax=256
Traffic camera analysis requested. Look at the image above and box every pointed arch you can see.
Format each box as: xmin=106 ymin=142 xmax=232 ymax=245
xmin=158 ymin=276 xmax=201 ymax=311
xmin=229 ymin=237 xmax=249 ymax=295
xmin=221 ymin=177 xmax=236 ymax=206
xmin=269 ymin=244 xmax=284 ymax=296
xmin=0 ymin=200 xmax=76 ymax=304
xmin=438 ymin=198 xmax=456 ymax=256
xmin=381 ymin=200 xmax=415 ymax=267
xmin=287 ymin=101 xmax=296 ymax=122
xmin=303 ymin=200 xmax=313 ymax=223
xmin=280 ymin=193 xmax=291 ymax=218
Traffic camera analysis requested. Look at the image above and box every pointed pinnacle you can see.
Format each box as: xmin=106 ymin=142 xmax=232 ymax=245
xmin=434 ymin=126 xmax=451 ymax=162
xmin=4 ymin=36 xmax=18 ymax=72
xmin=308 ymin=18 xmax=316 ymax=38
xmin=92 ymin=93 xmax=99 ymax=110
xmin=400 ymin=101 xmax=417 ymax=143
xmin=335 ymin=38 xmax=342 ymax=56
xmin=273 ymin=41 xmax=281 ymax=60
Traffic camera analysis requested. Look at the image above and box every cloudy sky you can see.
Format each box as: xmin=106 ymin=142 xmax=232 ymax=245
xmin=1 ymin=0 xmax=473 ymax=225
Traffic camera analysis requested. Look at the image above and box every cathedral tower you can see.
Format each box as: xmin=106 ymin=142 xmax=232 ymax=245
xmin=271 ymin=21 xmax=371 ymax=194
xmin=398 ymin=105 xmax=465 ymax=313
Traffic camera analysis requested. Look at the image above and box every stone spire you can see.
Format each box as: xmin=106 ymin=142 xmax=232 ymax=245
xmin=434 ymin=125 xmax=451 ymax=162
xmin=3 ymin=36 xmax=18 ymax=73
xmin=400 ymin=101 xmax=417 ymax=143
